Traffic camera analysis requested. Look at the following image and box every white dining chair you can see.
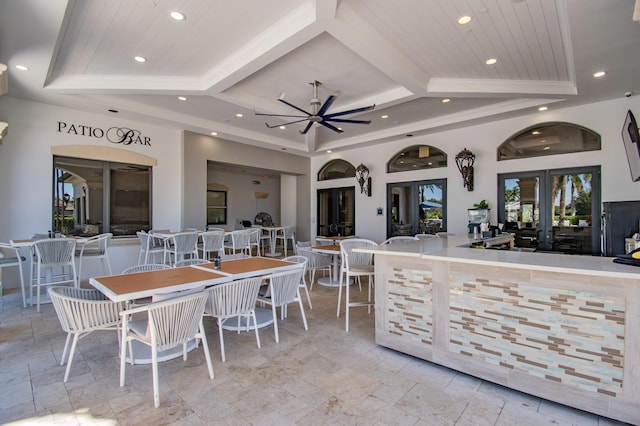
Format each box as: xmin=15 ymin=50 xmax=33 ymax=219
xmin=136 ymin=231 xmax=165 ymax=265
xmin=257 ymin=267 xmax=307 ymax=343
xmin=338 ymin=238 xmax=377 ymax=332
xmin=164 ymin=232 xmax=199 ymax=266
xmin=119 ymin=291 xmax=213 ymax=408
xmin=204 ymin=276 xmax=263 ymax=362
xmin=295 ymin=243 xmax=332 ymax=291
xmin=198 ymin=230 xmax=225 ymax=261
xmin=223 ymin=230 xmax=252 ymax=256
xmin=0 ymin=242 xmax=27 ymax=307
xmin=32 ymin=238 xmax=78 ymax=312
xmin=381 ymin=236 xmax=419 ymax=244
xmin=49 ymin=286 xmax=125 ymax=382
xmin=282 ymin=255 xmax=311 ymax=309
xmin=274 ymin=226 xmax=296 ymax=257
xmin=75 ymin=233 xmax=113 ymax=285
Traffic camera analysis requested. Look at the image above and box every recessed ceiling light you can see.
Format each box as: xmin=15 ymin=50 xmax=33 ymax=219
xmin=532 ymin=130 xmax=541 ymax=135
xmin=428 ymin=162 xmax=433 ymax=165
xmin=458 ymin=15 xmax=472 ymax=25
xmin=485 ymin=58 xmax=497 ymax=65
xmin=211 ymin=132 xmax=218 ymax=136
xmin=235 ymin=113 xmax=243 ymax=118
xmin=543 ymin=146 xmax=551 ymax=150
xmin=170 ymin=11 xmax=186 ymax=21
xmin=15 ymin=65 xmax=29 ymax=71
xmin=538 ymin=106 xmax=548 ymax=111
xmin=108 ymin=109 xmax=119 ymax=113
xmin=279 ymin=126 xmax=286 ymax=130
xmin=593 ymin=70 xmax=606 ymax=78
xmin=381 ymin=114 xmax=389 ymax=119
xmin=442 ymin=98 xmax=451 ymax=103
xmin=134 ymin=56 xmax=146 ymax=63
xmin=178 ymin=96 xmax=187 ymax=101
xmin=326 ymin=150 xmax=332 ymax=153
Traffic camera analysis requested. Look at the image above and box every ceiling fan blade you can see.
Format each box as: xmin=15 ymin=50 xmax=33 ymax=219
xmin=278 ymin=98 xmax=312 ymax=116
xmin=255 ymin=112 xmax=308 ymax=118
xmin=317 ymin=91 xmax=340 ymax=116
xmin=299 ymin=121 xmax=314 ymax=135
xmin=326 ymin=118 xmax=372 ymax=124
xmin=264 ymin=118 xmax=310 ymax=129
xmin=319 ymin=120 xmax=344 ymax=133
xmin=324 ymin=104 xmax=375 ymax=118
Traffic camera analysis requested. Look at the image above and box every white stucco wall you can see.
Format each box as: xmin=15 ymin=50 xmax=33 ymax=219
xmin=310 ymin=96 xmax=640 ymax=243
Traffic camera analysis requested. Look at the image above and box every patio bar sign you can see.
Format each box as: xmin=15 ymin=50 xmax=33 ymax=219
xmin=57 ymin=121 xmax=151 ymax=146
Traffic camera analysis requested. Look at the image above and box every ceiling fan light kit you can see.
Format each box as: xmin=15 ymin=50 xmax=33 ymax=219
xmin=256 ymin=80 xmax=375 ymax=134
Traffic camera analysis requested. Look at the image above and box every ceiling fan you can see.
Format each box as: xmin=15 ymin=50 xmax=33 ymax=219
xmin=255 ymin=80 xmax=375 ymax=134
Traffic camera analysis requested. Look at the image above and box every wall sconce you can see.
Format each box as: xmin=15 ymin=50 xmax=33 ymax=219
xmin=455 ymin=148 xmax=475 ymax=191
xmin=355 ymin=163 xmax=371 ymax=196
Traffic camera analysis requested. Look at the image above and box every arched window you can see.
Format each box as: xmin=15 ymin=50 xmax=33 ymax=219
xmin=498 ymin=122 xmax=601 ymax=161
xmin=318 ymin=159 xmax=356 ymax=181
xmin=387 ymin=145 xmax=447 ymax=173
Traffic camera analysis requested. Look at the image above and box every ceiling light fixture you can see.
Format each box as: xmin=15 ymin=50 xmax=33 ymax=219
xmin=178 ymin=96 xmax=187 ymax=101
xmin=134 ymin=56 xmax=146 ymax=63
xmin=593 ymin=70 xmax=606 ymax=78
xmin=485 ymin=58 xmax=497 ymax=65
xmin=458 ymin=15 xmax=472 ymax=25
xmin=170 ymin=11 xmax=186 ymax=21
xmin=326 ymin=150 xmax=332 ymax=153
xmin=532 ymin=130 xmax=541 ymax=135
xmin=15 ymin=64 xmax=29 ymax=71
xmin=442 ymin=98 xmax=451 ymax=103
xmin=211 ymin=132 xmax=218 ymax=136
xmin=279 ymin=126 xmax=286 ymax=130
xmin=538 ymin=106 xmax=548 ymax=111
xmin=235 ymin=113 xmax=243 ymax=118
xmin=381 ymin=114 xmax=389 ymax=119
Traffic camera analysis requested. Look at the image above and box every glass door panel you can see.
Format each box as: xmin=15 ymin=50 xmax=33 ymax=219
xmin=317 ymin=187 xmax=355 ymax=237
xmin=387 ymin=179 xmax=446 ymax=237
xmin=550 ymin=171 xmax=595 ymax=254
xmin=499 ymin=166 xmax=600 ymax=254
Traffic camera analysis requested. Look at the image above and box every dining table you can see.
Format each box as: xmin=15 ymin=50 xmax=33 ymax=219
xmin=89 ymin=257 xmax=300 ymax=362
xmin=259 ymin=226 xmax=284 ymax=257
xmin=311 ymin=244 xmax=345 ymax=287
xmin=191 ymin=257 xmax=300 ymax=330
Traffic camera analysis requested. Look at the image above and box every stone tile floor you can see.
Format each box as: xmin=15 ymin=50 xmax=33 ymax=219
xmin=0 ymin=279 xmax=632 ymax=425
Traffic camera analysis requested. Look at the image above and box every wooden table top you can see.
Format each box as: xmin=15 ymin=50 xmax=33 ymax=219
xmin=312 ymin=244 xmax=341 ymax=252
xmin=90 ymin=266 xmax=228 ymax=302
xmin=195 ymin=257 xmax=297 ymax=276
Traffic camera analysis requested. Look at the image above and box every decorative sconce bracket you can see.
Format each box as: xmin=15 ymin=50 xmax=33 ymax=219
xmin=455 ymin=148 xmax=475 ymax=191
xmin=355 ymin=163 xmax=371 ymax=196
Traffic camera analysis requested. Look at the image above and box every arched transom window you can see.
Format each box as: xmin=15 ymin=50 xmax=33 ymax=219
xmin=318 ymin=159 xmax=356 ymax=181
xmin=387 ymin=145 xmax=447 ymax=173
xmin=498 ymin=122 xmax=601 ymax=161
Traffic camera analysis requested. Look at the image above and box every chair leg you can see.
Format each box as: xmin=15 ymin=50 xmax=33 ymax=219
xmin=302 ymin=280 xmax=312 ymax=309
xmin=63 ymin=333 xmax=80 ymax=382
xmin=337 ymin=272 xmax=344 ymax=317
xmin=345 ymin=276 xmax=351 ymax=332
xmin=271 ymin=305 xmax=279 ymax=343
xmin=297 ymin=292 xmax=308 ymax=331
xmin=251 ymin=311 xmax=261 ymax=349
xmin=217 ymin=318 xmax=226 ymax=362
xmin=120 ymin=328 xmax=128 ymax=386
xmin=60 ymin=332 xmax=72 ymax=366
xmin=152 ymin=346 xmax=160 ymax=408
xmin=198 ymin=321 xmax=214 ymax=380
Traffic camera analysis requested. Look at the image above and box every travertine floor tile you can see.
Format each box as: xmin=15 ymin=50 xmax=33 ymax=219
xmin=0 ymin=282 xmax=632 ymax=425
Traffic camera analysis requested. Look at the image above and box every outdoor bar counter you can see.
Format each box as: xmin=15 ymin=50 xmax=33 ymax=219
xmin=358 ymin=237 xmax=640 ymax=424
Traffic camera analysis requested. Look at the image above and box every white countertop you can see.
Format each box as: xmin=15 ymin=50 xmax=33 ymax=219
xmin=357 ymin=235 xmax=640 ymax=279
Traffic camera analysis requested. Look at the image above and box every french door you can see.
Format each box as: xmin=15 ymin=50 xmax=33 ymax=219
xmin=386 ymin=179 xmax=447 ymax=238
xmin=317 ymin=187 xmax=355 ymax=237
xmin=497 ymin=166 xmax=600 ymax=254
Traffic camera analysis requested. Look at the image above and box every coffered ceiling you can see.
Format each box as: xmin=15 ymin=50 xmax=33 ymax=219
xmin=1 ymin=0 xmax=639 ymax=156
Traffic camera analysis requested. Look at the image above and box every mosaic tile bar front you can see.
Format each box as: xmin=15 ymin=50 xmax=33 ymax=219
xmin=377 ymin=254 xmax=639 ymax=424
